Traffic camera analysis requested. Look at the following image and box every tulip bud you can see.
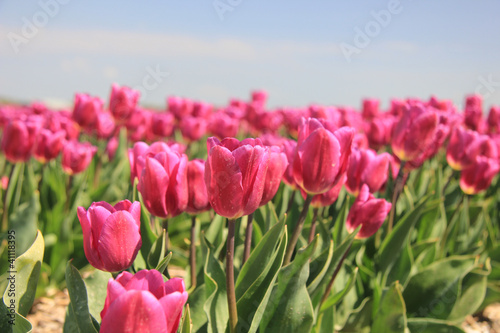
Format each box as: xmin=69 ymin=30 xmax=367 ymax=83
xmin=100 ymin=270 xmax=188 ymax=333
xmin=72 ymin=93 xmax=103 ymax=129
xmin=61 ymin=140 xmax=97 ymax=175
xmin=1 ymin=119 xmax=40 ymax=163
xmin=346 ymin=148 xmax=390 ymax=195
xmin=292 ymin=118 xmax=354 ymax=195
xmin=391 ymin=102 xmax=438 ymax=162
xmin=205 ymin=137 xmax=283 ymax=219
xmin=346 ymin=184 xmax=392 ymax=239
xmin=361 ymin=98 xmax=379 ymax=120
xmin=77 ymin=200 xmax=142 ymax=272
xmin=109 ymin=84 xmax=140 ymax=124
xmin=33 ymin=129 xmax=66 ymax=163
xmin=460 ymin=156 xmax=500 ymax=195
xmin=138 ymin=148 xmax=188 ymax=218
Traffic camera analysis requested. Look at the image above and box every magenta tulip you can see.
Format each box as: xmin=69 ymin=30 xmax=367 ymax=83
xmin=152 ymin=112 xmax=175 ymax=139
xmin=391 ymin=102 xmax=438 ymax=162
xmin=137 ymin=147 xmax=188 ymax=218
xmin=309 ymin=174 xmax=345 ymax=208
xmin=464 ymin=94 xmax=483 ymax=132
xmin=33 ymin=129 xmax=66 ymax=163
xmin=346 ymin=184 xmax=392 ymax=239
xmin=1 ymin=119 xmax=41 ymax=162
xmin=447 ymin=127 xmax=498 ymax=171
xmin=259 ymin=145 xmax=288 ymax=206
xmin=346 ymin=148 xmax=391 ymax=195
xmin=100 ymin=270 xmax=188 ymax=333
xmin=77 ymin=200 xmax=142 ymax=272
xmin=61 ymin=140 xmax=97 ymax=175
xmin=109 ymin=84 xmax=140 ymax=124
xmin=292 ymin=118 xmax=354 ymax=195
xmin=205 ymin=137 xmax=283 ymax=219
xmin=361 ymin=98 xmax=380 ymax=120
xmin=460 ymin=156 xmax=500 ymax=195
xmin=72 ymin=93 xmax=103 ymax=129
xmin=186 ymin=159 xmax=211 ymax=214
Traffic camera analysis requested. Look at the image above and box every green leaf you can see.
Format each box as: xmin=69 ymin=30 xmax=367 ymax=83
xmin=138 ymin=195 xmax=158 ymax=268
xmin=371 ymin=282 xmax=407 ymax=333
xmin=147 ymin=229 xmax=166 ymax=270
xmin=339 ymin=297 xmax=372 ymax=333
xmin=307 ymin=240 xmax=334 ymax=294
xmin=403 ymin=256 xmax=477 ymax=320
xmin=447 ymin=270 xmax=488 ymax=323
xmin=83 ymin=269 xmax=112 ymax=323
xmin=187 ymin=284 xmax=207 ymax=332
xmin=260 ymin=235 xmax=317 ymax=333
xmin=3 ymin=230 xmax=44 ymax=317
xmin=378 ymin=195 xmax=437 ymax=277
xmin=180 ymin=304 xmax=192 ymax=333
xmin=65 ymin=262 xmax=99 ymax=333
xmin=320 ymin=267 xmax=358 ymax=311
xmin=12 ymin=312 xmax=32 ymax=333
xmin=406 ymin=318 xmax=465 ymax=333
xmin=8 ymin=192 xmax=40 ymax=258
xmin=236 ymin=221 xmax=287 ymax=333
xmin=202 ymin=236 xmax=228 ymax=333
xmin=155 ymin=252 xmax=173 ymax=276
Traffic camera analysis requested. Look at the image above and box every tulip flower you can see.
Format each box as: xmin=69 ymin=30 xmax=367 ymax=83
xmin=365 ymin=114 xmax=395 ymax=150
xmin=137 ymin=146 xmax=188 ymax=218
xmin=346 ymin=148 xmax=391 ymax=195
xmin=179 ymin=116 xmax=208 ymax=142
xmin=281 ymin=138 xmax=298 ymax=189
xmin=460 ymin=156 xmax=500 ymax=195
xmin=464 ymin=94 xmax=483 ymax=132
xmin=168 ymin=96 xmax=193 ymax=120
xmin=33 ymin=129 xmax=66 ymax=163
xmin=109 ymin=84 xmax=140 ymax=124
xmin=72 ymin=93 xmax=103 ymax=129
xmin=186 ymin=159 xmax=211 ymax=214
xmin=309 ymin=174 xmax=345 ymax=208
xmin=96 ymin=111 xmax=116 ymax=139
xmin=346 ymin=184 xmax=392 ymax=239
xmin=447 ymin=127 xmax=498 ymax=171
xmin=61 ymin=140 xmax=97 ymax=175
xmin=292 ymin=118 xmax=354 ymax=195
xmin=1 ymin=119 xmax=41 ymax=162
xmin=487 ymin=106 xmax=500 ymax=134
xmin=100 ymin=270 xmax=188 ymax=333
xmin=152 ymin=112 xmax=175 ymax=139
xmin=205 ymin=137 xmax=284 ymax=219
xmin=106 ymin=136 xmax=119 ymax=161
xmin=77 ymin=200 xmax=142 ymax=272
xmin=208 ymin=110 xmax=239 ymax=139
xmin=391 ymin=102 xmax=438 ymax=162
xmin=361 ymin=98 xmax=379 ymax=120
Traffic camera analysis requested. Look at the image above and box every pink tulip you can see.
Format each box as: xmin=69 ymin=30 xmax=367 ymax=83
xmin=365 ymin=114 xmax=395 ymax=150
xmin=152 ymin=112 xmax=175 ymax=139
xmin=208 ymin=110 xmax=239 ymax=139
xmin=77 ymin=200 xmax=141 ymax=272
xmin=346 ymin=148 xmax=391 ymax=195
xmin=186 ymin=159 xmax=211 ymax=214
xmin=1 ymin=119 xmax=41 ymax=162
xmin=106 ymin=136 xmax=119 ymax=161
xmin=33 ymin=129 xmax=66 ymax=163
xmin=281 ymin=138 xmax=298 ymax=189
xmin=137 ymin=147 xmax=188 ymax=218
xmin=179 ymin=116 xmax=207 ymax=142
xmin=391 ymin=102 xmax=438 ymax=162
xmin=346 ymin=184 xmax=392 ymax=239
xmin=72 ymin=93 xmax=103 ymax=129
xmin=460 ymin=156 xmax=500 ymax=195
xmin=487 ymin=106 xmax=500 ymax=134
xmin=109 ymin=84 xmax=140 ymax=124
xmin=96 ymin=111 xmax=116 ymax=139
xmin=100 ymin=270 xmax=188 ymax=333
xmin=205 ymin=137 xmax=283 ymax=219
xmin=61 ymin=140 xmax=97 ymax=175
xmin=259 ymin=145 xmax=288 ymax=206
xmin=309 ymin=174 xmax=346 ymax=208
xmin=464 ymin=94 xmax=483 ymax=132
xmin=361 ymin=98 xmax=379 ymax=120
xmin=292 ymin=118 xmax=354 ymax=195
xmin=447 ymin=127 xmax=498 ymax=171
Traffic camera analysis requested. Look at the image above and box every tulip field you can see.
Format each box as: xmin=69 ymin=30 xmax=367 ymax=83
xmin=2 ymin=84 xmax=500 ymax=333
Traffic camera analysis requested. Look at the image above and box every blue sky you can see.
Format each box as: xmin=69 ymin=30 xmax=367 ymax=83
xmin=1 ymin=0 xmax=499 ymax=111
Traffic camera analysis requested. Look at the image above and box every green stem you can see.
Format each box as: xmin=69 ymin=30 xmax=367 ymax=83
xmin=308 ymin=208 xmax=319 ymax=244
xmin=226 ymin=219 xmax=238 ymax=333
xmin=387 ymin=161 xmax=407 ymax=233
xmin=190 ymin=216 xmax=197 ymax=288
xmin=286 ymin=190 xmax=297 ymax=214
xmin=162 ymin=219 xmax=169 ymax=257
xmin=320 ymin=242 xmax=352 ymax=308
xmin=1 ymin=164 xmax=17 ymax=233
xmin=242 ymin=212 xmax=254 ymax=265
xmin=284 ymin=194 xmax=313 ymax=265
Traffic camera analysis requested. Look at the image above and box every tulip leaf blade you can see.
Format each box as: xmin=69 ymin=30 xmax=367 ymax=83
xmin=406 ymin=318 xmax=466 ymax=333
xmin=7 ymin=192 xmax=40 ymax=259
xmin=371 ymin=281 xmax=407 ymax=333
xmin=82 ymin=269 xmax=112 ymax=323
xmin=259 ymin=235 xmax=317 ymax=333
xmin=138 ymin=195 xmax=158 ymax=269
xmin=201 ymin=236 xmax=228 ymax=333
xmin=180 ymin=303 xmax=192 ymax=333
xmin=65 ymin=261 xmax=99 ymax=333
xmin=155 ymin=251 xmax=172 ymax=276
xmin=320 ymin=266 xmax=358 ymax=311
xmin=235 ymin=220 xmax=287 ymax=333
xmin=2 ymin=229 xmax=44 ymax=318
xmin=378 ymin=194 xmax=437 ymax=278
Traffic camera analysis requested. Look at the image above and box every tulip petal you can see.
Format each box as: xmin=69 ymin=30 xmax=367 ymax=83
xmin=98 ymin=211 xmax=142 ymax=272
xmin=77 ymin=207 xmax=103 ymax=270
xmin=100 ymin=290 xmax=167 ymax=333
xmin=101 ymin=278 xmax=128 ymax=320
xmin=206 ymin=145 xmax=244 ymax=219
xmin=159 ymin=291 xmax=189 ymax=333
xmin=138 ymin=156 xmax=169 ymax=218
xmin=124 ymin=270 xmax=166 ymax=299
